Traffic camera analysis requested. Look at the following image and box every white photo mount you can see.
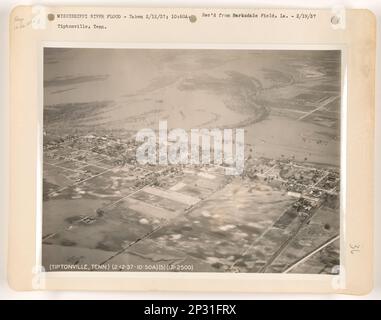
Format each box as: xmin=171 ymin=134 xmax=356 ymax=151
xmin=8 ymin=6 xmax=376 ymax=294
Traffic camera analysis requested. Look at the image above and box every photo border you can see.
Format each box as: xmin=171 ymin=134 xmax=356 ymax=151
xmin=8 ymin=7 xmax=375 ymax=293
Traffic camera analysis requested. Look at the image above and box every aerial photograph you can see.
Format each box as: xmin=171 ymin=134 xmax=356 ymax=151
xmin=42 ymin=48 xmax=341 ymax=274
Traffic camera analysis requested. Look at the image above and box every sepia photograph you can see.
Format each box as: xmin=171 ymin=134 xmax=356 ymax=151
xmin=42 ymin=47 xmax=341 ymax=274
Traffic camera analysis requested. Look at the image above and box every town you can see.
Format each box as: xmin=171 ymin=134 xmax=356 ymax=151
xmin=43 ymin=132 xmax=340 ymax=273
